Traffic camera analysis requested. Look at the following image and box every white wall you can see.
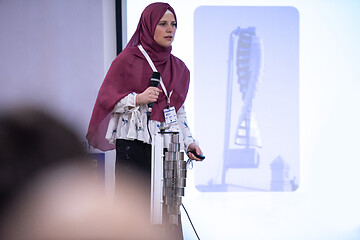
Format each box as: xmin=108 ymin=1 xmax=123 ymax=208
xmin=126 ymin=1 xmax=360 ymax=239
xmin=0 ymin=0 xmax=116 ymax=138
xmin=0 ymin=0 xmax=117 ymax=199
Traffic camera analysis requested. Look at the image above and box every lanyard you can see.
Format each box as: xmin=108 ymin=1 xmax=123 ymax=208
xmin=138 ymin=44 xmax=173 ymax=104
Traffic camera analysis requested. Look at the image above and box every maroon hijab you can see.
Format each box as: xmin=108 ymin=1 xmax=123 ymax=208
xmin=86 ymin=2 xmax=190 ymax=151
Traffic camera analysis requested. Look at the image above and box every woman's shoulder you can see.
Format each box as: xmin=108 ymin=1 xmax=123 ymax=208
xmin=171 ymin=54 xmax=189 ymax=72
xmin=113 ymin=46 xmax=143 ymax=64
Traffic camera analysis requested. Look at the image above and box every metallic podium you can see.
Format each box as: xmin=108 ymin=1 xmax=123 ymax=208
xmin=151 ymin=132 xmax=187 ymax=225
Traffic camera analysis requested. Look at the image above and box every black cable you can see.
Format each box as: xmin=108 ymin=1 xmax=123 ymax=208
xmin=146 ymin=114 xmax=152 ymax=142
xmin=181 ymin=203 xmax=200 ymax=240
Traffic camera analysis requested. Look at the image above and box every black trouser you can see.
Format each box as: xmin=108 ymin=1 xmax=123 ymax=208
xmin=115 ymin=139 xmax=183 ymax=240
xmin=115 ymin=139 xmax=152 ymax=182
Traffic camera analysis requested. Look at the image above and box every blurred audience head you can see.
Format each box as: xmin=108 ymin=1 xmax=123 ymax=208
xmin=0 ymin=107 xmax=88 ymax=214
xmin=0 ymin=106 xmax=164 ymax=240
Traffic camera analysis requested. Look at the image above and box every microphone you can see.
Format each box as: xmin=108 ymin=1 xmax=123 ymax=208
xmin=148 ymin=71 xmax=161 ymax=116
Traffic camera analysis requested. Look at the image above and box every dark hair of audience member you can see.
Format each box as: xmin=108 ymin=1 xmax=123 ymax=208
xmin=0 ymin=107 xmax=88 ymax=220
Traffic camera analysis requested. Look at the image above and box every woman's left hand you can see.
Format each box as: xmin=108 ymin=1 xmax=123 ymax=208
xmin=186 ymin=143 xmax=204 ymax=161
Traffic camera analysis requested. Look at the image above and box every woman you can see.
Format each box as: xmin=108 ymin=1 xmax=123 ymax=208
xmin=87 ymin=3 xmax=202 ymax=238
xmin=87 ymin=2 xmax=203 ymax=173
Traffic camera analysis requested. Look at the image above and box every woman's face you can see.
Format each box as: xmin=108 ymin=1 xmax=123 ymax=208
xmin=153 ymin=12 xmax=177 ymax=48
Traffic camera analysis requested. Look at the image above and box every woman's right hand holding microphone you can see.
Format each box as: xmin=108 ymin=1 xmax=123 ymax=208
xmin=136 ymin=87 xmax=162 ymax=106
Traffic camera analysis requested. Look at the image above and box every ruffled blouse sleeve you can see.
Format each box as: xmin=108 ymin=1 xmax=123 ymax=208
xmin=177 ymin=105 xmax=197 ymax=151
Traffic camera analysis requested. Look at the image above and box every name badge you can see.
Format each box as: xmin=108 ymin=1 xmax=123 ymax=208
xmin=163 ymin=106 xmax=180 ymax=132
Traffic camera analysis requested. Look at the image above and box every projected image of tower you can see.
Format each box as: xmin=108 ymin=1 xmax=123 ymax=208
xmin=222 ymin=27 xmax=264 ymax=183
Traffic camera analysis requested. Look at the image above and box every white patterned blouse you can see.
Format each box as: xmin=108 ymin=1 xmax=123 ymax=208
xmin=105 ymin=92 xmax=197 ymax=151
